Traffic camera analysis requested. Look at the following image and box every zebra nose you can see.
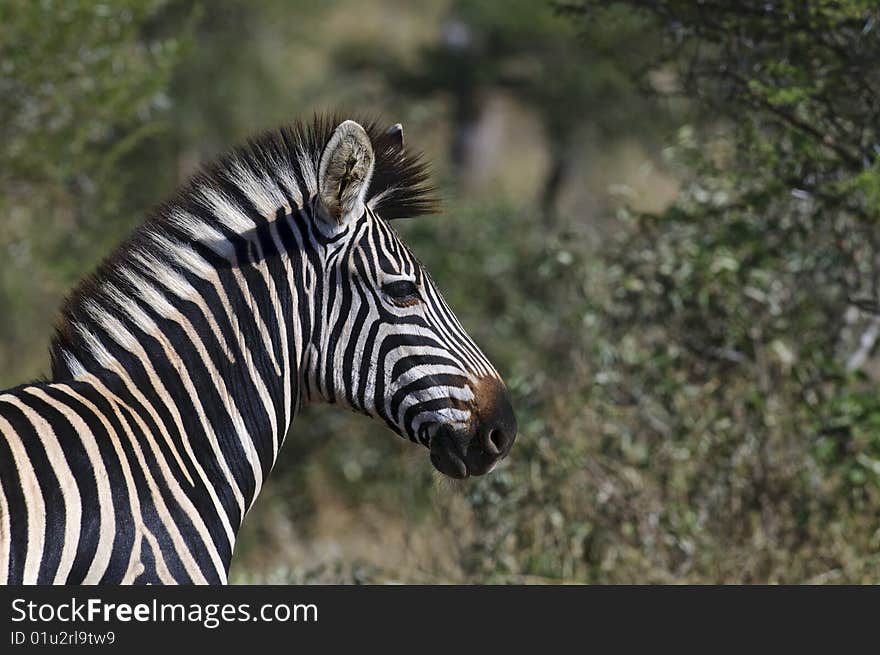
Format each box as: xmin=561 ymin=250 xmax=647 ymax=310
xmin=466 ymin=379 xmax=517 ymax=474
xmin=466 ymin=420 xmax=516 ymax=476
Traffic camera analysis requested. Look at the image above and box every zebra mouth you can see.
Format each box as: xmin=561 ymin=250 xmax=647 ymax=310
xmin=426 ymin=424 xmax=468 ymax=478
xmin=429 ymin=443 xmax=469 ymax=479
xmin=427 ymin=424 xmax=497 ymax=479
xmin=423 ymin=387 xmax=515 ymax=479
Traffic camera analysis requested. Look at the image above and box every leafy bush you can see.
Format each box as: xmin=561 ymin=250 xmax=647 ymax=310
xmin=0 ymin=0 xmax=185 ymax=383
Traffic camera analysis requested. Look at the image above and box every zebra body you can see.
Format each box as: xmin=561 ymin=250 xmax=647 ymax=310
xmin=0 ymin=117 xmax=516 ymax=584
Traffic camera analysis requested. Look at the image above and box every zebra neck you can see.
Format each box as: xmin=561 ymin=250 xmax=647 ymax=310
xmin=54 ymin=209 xmax=322 ymax=546
xmin=146 ymin=212 xmax=312 ymax=522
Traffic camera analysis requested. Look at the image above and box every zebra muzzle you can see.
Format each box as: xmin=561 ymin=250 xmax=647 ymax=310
xmin=428 ymin=379 xmax=517 ymax=479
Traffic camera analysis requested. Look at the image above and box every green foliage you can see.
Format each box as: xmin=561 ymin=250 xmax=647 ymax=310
xmin=0 ymin=1 xmax=180 ymax=192
xmin=0 ymin=0 xmax=186 ymax=383
xmin=549 ymin=0 xmax=880 ymax=580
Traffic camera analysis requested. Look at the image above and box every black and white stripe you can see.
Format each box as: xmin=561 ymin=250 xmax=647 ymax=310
xmin=0 ymin=116 xmax=515 ymax=584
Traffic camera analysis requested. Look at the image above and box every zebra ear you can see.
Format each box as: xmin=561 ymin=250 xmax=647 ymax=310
xmin=318 ymin=120 xmax=375 ymax=224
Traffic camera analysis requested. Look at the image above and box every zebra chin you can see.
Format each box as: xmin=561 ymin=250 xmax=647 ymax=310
xmin=424 ymin=378 xmax=517 ymax=479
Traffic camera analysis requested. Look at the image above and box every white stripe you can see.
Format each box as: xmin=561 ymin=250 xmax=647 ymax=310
xmin=0 ymin=394 xmax=81 ymax=584
xmin=79 ymin=375 xmax=209 ymax=584
xmin=24 ymin=387 xmax=115 ymax=584
xmin=224 ymin=161 xmax=289 ymax=218
xmin=0 ymin=467 xmax=10 ymax=585
xmin=52 ymin=383 xmax=149 ymax=584
xmin=197 ymin=187 xmax=256 ymax=235
xmin=393 ymin=384 xmax=474 ymax=428
xmin=270 ymin=153 xmax=303 ymax=209
xmin=297 ymin=145 xmax=318 ymax=196
xmin=0 ymin=409 xmax=45 ymax=584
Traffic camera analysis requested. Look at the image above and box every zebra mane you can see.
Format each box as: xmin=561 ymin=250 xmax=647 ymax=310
xmin=48 ymin=113 xmax=436 ymax=379
xmin=181 ymin=112 xmax=436 ymax=222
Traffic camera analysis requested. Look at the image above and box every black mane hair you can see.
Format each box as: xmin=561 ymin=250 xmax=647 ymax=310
xmin=48 ymin=113 xmax=437 ymax=379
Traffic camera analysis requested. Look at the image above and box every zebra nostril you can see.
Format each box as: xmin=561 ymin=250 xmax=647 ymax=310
xmin=482 ymin=428 xmax=503 ymax=456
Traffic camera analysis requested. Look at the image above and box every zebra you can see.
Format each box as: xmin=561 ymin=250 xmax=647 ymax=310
xmin=0 ymin=115 xmax=516 ymax=584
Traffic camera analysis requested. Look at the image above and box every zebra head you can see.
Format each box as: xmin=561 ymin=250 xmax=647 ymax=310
xmin=305 ymin=120 xmax=516 ymax=478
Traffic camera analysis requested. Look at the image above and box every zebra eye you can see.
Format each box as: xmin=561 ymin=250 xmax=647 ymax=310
xmin=382 ymin=280 xmax=420 ymax=305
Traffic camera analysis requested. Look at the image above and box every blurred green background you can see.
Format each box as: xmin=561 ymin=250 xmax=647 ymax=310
xmin=2 ymin=0 xmax=880 ymax=583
